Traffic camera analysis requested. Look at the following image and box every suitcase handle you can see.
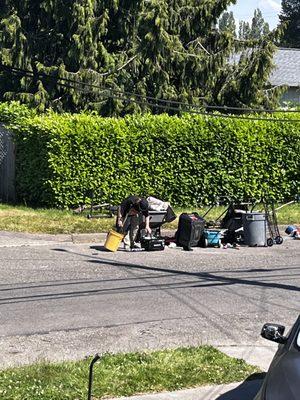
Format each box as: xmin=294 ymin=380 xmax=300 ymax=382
xmin=144 ymin=233 xmax=154 ymax=239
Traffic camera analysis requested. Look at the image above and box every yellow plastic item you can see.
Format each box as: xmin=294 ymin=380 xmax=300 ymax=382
xmin=104 ymin=230 xmax=124 ymax=252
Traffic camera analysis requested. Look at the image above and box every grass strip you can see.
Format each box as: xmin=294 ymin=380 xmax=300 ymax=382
xmin=0 ymin=346 xmax=259 ymax=400
xmin=0 ymin=203 xmax=299 ymax=235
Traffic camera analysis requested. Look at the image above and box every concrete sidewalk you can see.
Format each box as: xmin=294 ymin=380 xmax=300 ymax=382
xmin=0 ymin=230 xmax=107 ymax=247
xmin=0 ymin=230 xmax=176 ymax=247
xmin=0 ymin=227 xmax=290 ymax=247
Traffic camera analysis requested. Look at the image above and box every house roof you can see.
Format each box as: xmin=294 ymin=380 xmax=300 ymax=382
xmin=270 ymin=48 xmax=300 ymax=87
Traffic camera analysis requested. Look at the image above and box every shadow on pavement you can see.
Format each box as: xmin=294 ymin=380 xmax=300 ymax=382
xmin=217 ymin=373 xmax=265 ymax=400
xmin=90 ymin=245 xmax=110 ymax=252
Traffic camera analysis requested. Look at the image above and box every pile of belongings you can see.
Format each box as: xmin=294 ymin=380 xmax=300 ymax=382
xmin=285 ymin=225 xmax=300 ymax=239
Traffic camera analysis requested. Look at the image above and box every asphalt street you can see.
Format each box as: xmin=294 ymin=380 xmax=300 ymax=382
xmin=0 ymin=235 xmax=299 ymax=369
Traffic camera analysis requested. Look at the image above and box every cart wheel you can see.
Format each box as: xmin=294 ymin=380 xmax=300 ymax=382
xmin=87 ymin=214 xmax=92 ymax=219
xmin=267 ymin=238 xmax=274 ymax=247
xmin=204 ymin=238 xmax=208 ymax=248
xmin=275 ymin=236 xmax=283 ymax=245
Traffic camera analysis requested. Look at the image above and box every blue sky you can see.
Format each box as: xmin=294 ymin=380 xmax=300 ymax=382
xmin=228 ymin=0 xmax=282 ymax=29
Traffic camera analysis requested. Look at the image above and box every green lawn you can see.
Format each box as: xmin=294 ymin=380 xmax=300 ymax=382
xmin=0 ymin=346 xmax=260 ymax=400
xmin=0 ymin=203 xmax=113 ymax=234
xmin=0 ymin=203 xmax=299 ymax=235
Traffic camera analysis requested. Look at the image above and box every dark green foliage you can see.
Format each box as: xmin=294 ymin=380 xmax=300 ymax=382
xmin=2 ymin=103 xmax=299 ymax=208
xmin=279 ymin=0 xmax=300 ymax=48
xmin=0 ymin=0 xmax=281 ymax=114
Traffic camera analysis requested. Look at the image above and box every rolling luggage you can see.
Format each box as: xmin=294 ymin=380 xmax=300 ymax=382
xmin=176 ymin=213 xmax=205 ymax=251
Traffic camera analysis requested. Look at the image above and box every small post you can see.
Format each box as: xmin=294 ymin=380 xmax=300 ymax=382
xmin=87 ymin=353 xmax=101 ymax=400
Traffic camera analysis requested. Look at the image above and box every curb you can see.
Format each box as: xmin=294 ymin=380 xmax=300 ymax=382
xmin=71 ymin=232 xmax=107 ymax=244
xmin=71 ymin=230 xmax=176 ymax=244
xmin=0 ymin=230 xmax=175 ymax=247
xmin=0 ymin=226 xmax=290 ymax=247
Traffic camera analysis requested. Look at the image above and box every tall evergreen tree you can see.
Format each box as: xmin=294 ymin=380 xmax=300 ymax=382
xmin=239 ymin=9 xmax=270 ymax=40
xmin=0 ymin=0 xmax=282 ymax=114
xmin=219 ymin=11 xmax=236 ymax=36
xmin=239 ymin=21 xmax=251 ymax=40
xmin=0 ymin=0 xmax=114 ymax=111
xmin=279 ymin=0 xmax=300 ymax=47
xmin=251 ymin=9 xmax=270 ymax=39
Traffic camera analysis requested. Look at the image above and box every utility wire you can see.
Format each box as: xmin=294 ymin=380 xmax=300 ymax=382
xmin=2 ymin=64 xmax=300 ymax=123
xmin=3 ymin=63 xmax=300 ymax=114
xmin=2 ymin=63 xmax=300 ymax=114
xmin=99 ymin=92 xmax=300 ymax=123
xmin=4 ymin=63 xmax=300 ymax=114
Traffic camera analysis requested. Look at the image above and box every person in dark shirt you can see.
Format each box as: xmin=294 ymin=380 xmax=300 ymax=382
xmin=117 ymin=195 xmax=151 ymax=249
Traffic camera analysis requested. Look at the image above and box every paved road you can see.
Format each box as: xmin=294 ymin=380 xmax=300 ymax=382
xmin=0 ymin=235 xmax=299 ymax=369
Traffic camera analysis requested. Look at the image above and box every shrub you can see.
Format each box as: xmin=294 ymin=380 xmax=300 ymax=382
xmin=1 ymin=102 xmax=299 ymax=207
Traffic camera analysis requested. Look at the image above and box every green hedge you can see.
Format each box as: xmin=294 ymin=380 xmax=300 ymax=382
xmin=1 ymin=102 xmax=299 ymax=207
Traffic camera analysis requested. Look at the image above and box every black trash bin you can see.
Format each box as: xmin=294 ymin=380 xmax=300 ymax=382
xmin=242 ymin=213 xmax=267 ymax=246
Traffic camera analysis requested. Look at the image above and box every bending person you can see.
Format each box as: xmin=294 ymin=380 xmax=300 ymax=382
xmin=117 ymin=195 xmax=151 ymax=249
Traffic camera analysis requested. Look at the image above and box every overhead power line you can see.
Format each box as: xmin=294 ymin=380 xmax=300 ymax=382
xmin=3 ymin=63 xmax=300 ymax=114
xmin=94 ymin=92 xmax=300 ymax=123
xmin=4 ymin=63 xmax=299 ymax=114
xmin=1 ymin=63 xmax=300 ymax=123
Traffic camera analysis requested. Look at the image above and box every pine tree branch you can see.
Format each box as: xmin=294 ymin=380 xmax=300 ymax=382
xmin=173 ymin=50 xmax=201 ymax=58
xmin=98 ymin=55 xmax=138 ymax=77
xmin=186 ymin=38 xmax=211 ymax=55
xmin=196 ymin=42 xmax=211 ymax=55
xmin=264 ymin=84 xmax=285 ymax=92
xmin=52 ymin=95 xmax=65 ymax=103
xmin=186 ymin=37 xmax=201 ymax=46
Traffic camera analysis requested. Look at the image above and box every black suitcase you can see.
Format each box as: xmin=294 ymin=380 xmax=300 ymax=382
xmin=140 ymin=237 xmax=165 ymax=251
xmin=176 ymin=213 xmax=205 ymax=250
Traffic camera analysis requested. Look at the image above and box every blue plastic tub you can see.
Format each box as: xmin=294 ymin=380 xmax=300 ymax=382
xmin=203 ymin=229 xmax=222 ymax=247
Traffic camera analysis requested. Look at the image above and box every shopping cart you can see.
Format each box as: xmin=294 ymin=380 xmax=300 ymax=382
xmin=139 ymin=208 xmax=176 ymax=238
xmin=202 ymin=198 xmax=257 ymax=245
xmin=133 ymin=209 xmax=174 ymax=251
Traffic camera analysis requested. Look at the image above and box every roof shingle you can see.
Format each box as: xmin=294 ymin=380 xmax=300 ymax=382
xmin=270 ymin=48 xmax=300 ymax=87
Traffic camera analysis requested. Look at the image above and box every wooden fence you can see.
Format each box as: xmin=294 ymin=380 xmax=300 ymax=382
xmin=0 ymin=124 xmax=15 ymax=203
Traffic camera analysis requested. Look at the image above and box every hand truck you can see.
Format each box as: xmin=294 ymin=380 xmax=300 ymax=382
xmin=263 ymin=202 xmax=283 ymax=246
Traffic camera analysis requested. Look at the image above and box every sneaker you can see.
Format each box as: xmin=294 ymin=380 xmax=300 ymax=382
xmin=132 ymin=243 xmax=141 ymax=249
